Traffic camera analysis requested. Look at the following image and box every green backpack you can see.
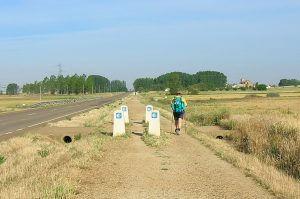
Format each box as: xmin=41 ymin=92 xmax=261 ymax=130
xmin=171 ymin=97 xmax=186 ymax=113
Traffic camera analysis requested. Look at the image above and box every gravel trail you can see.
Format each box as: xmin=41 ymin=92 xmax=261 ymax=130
xmin=76 ymin=96 xmax=274 ymax=199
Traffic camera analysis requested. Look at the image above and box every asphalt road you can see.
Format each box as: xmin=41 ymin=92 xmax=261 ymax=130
xmin=0 ymin=93 xmax=128 ymax=138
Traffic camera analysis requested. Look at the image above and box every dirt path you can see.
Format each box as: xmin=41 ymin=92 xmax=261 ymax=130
xmin=76 ymin=96 xmax=274 ymax=199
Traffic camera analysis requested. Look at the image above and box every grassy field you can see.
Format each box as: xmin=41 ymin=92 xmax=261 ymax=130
xmin=142 ymin=87 xmax=300 ymax=180
xmin=0 ymin=93 xmax=116 ymax=114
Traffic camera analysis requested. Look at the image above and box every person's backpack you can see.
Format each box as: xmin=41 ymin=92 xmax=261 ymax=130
xmin=171 ymin=97 xmax=186 ymax=113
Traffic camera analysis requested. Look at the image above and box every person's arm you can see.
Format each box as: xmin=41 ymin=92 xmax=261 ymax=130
xmin=183 ymin=98 xmax=188 ymax=107
xmin=171 ymin=98 xmax=174 ymax=110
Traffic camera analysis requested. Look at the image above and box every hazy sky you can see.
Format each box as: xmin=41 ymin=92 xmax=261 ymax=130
xmin=0 ymin=0 xmax=299 ymax=89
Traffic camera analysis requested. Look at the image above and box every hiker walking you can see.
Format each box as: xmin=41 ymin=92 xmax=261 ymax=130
xmin=171 ymin=92 xmax=187 ymax=135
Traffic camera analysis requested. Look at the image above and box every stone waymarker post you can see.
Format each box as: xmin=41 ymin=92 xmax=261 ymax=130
xmin=149 ymin=110 xmax=161 ymax=136
xmin=113 ymin=111 xmax=126 ymax=137
xmin=121 ymin=105 xmax=129 ymax=124
xmin=145 ymin=105 xmax=153 ymax=123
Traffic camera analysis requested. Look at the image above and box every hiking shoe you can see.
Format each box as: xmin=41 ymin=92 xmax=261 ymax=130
xmin=175 ymin=128 xmax=181 ymax=135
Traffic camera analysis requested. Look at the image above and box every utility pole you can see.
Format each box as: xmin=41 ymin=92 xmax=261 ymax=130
xmin=110 ymin=81 xmax=112 ymax=93
xmin=39 ymin=85 xmax=42 ymax=101
xmin=57 ymin=64 xmax=63 ymax=95
xmin=58 ymin=64 xmax=63 ymax=77
xmin=82 ymin=84 xmax=85 ymax=95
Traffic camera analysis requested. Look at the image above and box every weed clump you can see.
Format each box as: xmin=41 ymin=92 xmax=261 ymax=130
xmin=43 ymin=184 xmax=77 ymax=199
xmin=38 ymin=148 xmax=50 ymax=158
xmin=118 ymin=131 xmax=132 ymax=139
xmin=142 ymin=132 xmax=168 ymax=147
xmin=74 ymin=133 xmax=82 ymax=141
xmin=244 ymin=94 xmax=261 ymax=99
xmin=0 ymin=155 xmax=6 ymax=165
xmin=267 ymin=92 xmax=280 ymax=97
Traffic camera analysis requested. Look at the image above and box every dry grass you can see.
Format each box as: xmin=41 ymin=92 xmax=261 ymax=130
xmin=222 ymin=114 xmax=300 ymax=179
xmin=188 ymin=125 xmax=300 ymax=199
xmin=141 ymin=89 xmax=300 ymax=199
xmin=0 ymin=95 xmax=126 ymax=198
xmin=0 ymin=132 xmax=112 ymax=198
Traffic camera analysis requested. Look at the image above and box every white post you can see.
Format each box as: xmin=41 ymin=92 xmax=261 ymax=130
xmin=149 ymin=110 xmax=160 ymax=136
xmin=145 ymin=105 xmax=153 ymax=123
xmin=113 ymin=111 xmax=126 ymax=137
xmin=121 ymin=105 xmax=129 ymax=124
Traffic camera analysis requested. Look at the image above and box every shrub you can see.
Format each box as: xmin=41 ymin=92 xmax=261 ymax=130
xmin=256 ymin=84 xmax=267 ymax=91
xmin=267 ymin=92 xmax=280 ymax=97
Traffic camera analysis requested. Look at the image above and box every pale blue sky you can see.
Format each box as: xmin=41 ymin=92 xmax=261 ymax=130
xmin=0 ymin=0 xmax=299 ymax=88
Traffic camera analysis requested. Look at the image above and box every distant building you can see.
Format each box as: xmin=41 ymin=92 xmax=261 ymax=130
xmin=266 ymin=85 xmax=277 ymax=89
xmin=240 ymin=78 xmax=254 ymax=88
xmin=232 ymin=78 xmax=254 ymax=89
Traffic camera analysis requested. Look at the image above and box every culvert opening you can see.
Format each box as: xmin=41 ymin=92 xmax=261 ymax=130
xmin=216 ymin=135 xmax=224 ymax=140
xmin=63 ymin=136 xmax=72 ymax=143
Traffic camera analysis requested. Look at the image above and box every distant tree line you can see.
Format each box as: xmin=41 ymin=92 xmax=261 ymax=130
xmin=23 ymin=74 xmax=127 ymax=95
xmin=279 ymin=79 xmax=300 ymax=87
xmin=133 ymin=71 xmax=227 ymax=94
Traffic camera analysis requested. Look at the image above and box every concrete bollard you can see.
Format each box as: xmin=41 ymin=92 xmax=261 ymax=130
xmin=145 ymin=105 xmax=153 ymax=123
xmin=149 ymin=110 xmax=161 ymax=136
xmin=113 ymin=111 xmax=126 ymax=137
xmin=121 ymin=105 xmax=129 ymax=124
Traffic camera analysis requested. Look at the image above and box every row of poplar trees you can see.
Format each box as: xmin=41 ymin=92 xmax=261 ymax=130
xmin=23 ymin=74 xmax=127 ymax=95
